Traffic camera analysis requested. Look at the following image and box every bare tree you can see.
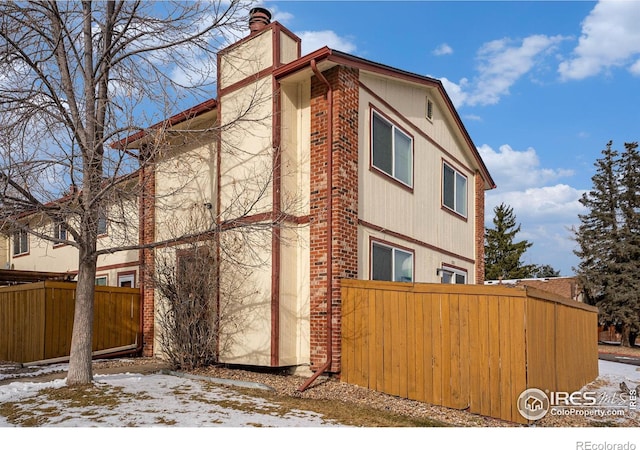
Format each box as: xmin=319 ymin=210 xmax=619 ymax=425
xmin=152 ymin=209 xmax=273 ymax=371
xmin=0 ymin=1 xmax=254 ymax=385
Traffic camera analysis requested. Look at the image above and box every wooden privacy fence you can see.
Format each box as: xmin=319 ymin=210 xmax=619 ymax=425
xmin=0 ymin=281 xmax=140 ymax=364
xmin=341 ymin=280 xmax=599 ymax=424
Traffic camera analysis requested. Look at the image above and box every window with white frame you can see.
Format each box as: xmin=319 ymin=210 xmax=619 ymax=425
xmin=117 ymin=273 xmax=135 ymax=288
xmin=95 ymin=276 xmax=108 ymax=286
xmin=372 ymin=110 xmax=413 ymax=187
xmin=442 ymin=162 xmax=467 ymax=217
xmin=371 ymin=241 xmax=413 ymax=282
xmin=439 ymin=266 xmax=467 ymax=284
xmin=12 ymin=229 xmax=29 ymax=256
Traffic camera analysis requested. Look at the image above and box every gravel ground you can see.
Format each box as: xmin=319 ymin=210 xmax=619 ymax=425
xmin=3 ymin=347 xmax=639 ymax=428
xmin=188 ymin=364 xmax=513 ymax=427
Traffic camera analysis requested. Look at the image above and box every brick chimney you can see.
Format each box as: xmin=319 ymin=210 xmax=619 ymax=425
xmin=249 ymin=7 xmax=271 ymax=34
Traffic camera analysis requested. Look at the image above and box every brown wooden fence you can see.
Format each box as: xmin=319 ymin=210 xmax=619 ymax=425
xmin=341 ymin=280 xmax=599 ymax=424
xmin=0 ymin=281 xmax=140 ymax=364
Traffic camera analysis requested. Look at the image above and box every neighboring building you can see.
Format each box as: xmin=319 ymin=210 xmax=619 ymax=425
xmin=3 ymin=8 xmax=495 ymax=374
xmin=0 ymin=186 xmax=140 ymax=288
xmin=484 ymin=276 xmax=584 ymax=303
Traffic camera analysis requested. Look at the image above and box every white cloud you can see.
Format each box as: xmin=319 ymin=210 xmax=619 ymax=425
xmin=478 ymin=144 xmax=573 ymax=191
xmin=630 ymin=59 xmax=640 ymax=76
xmin=481 ymin=144 xmax=585 ymax=275
xmin=439 ymin=35 xmax=566 ymax=108
xmin=433 ymin=43 xmax=453 ymax=56
xmin=559 ymin=0 xmax=640 ymax=80
xmin=469 ymin=35 xmax=566 ymax=106
xmin=462 ymin=113 xmax=482 ymax=122
xmin=297 ymin=30 xmax=357 ymax=56
xmin=486 ymin=184 xmax=585 ymax=222
xmin=271 ymin=10 xmax=294 ymax=24
xmin=485 ymin=184 xmax=587 ymax=275
xmin=439 ymin=76 xmax=468 ymax=109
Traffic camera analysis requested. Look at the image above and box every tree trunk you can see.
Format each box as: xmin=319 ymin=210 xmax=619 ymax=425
xmin=620 ymin=323 xmax=631 ymax=348
xmin=67 ymin=255 xmax=98 ymax=386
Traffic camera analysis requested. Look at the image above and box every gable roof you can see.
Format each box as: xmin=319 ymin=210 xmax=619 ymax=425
xmin=112 ymin=98 xmax=218 ymax=150
xmin=274 ymin=46 xmax=496 ymax=190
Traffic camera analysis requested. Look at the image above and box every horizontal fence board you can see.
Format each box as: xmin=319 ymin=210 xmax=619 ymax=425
xmin=341 ymin=279 xmax=598 ymax=425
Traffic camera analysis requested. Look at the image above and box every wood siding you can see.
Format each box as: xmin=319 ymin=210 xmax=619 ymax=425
xmin=0 ymin=281 xmax=140 ymax=364
xmin=341 ymin=279 xmax=598 ymax=424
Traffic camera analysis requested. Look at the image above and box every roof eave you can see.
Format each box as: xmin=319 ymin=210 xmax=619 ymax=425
xmin=111 ymin=98 xmax=218 ymax=150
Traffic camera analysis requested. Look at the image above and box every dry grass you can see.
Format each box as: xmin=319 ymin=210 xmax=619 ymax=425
xmin=224 ymin=384 xmax=447 ymax=427
xmin=599 ymin=344 xmax=640 ymax=357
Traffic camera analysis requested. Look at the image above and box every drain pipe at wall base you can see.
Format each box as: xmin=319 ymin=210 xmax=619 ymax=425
xmin=298 ymin=59 xmax=333 ymax=392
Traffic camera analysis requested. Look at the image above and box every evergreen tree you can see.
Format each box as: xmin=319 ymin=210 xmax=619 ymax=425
xmin=531 ymin=264 xmax=561 ymax=278
xmin=574 ymin=141 xmax=640 ymax=347
xmin=484 ymin=203 xmax=536 ymax=280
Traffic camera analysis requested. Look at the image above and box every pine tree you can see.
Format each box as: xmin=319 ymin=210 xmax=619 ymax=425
xmin=574 ymin=141 xmax=640 ymax=346
xmin=484 ymin=203 xmax=536 ymax=280
xmin=531 ymin=264 xmax=561 ymax=278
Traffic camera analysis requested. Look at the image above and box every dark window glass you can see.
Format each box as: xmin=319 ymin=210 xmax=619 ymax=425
xmin=372 ymin=113 xmax=393 ymax=176
xmin=372 ymin=243 xmax=392 ymax=281
xmin=443 ymin=164 xmax=455 ymax=210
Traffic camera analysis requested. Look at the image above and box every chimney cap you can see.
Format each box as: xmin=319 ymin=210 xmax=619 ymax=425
xmin=250 ymin=6 xmax=271 ymax=17
xmin=249 ymin=6 xmax=271 ymax=33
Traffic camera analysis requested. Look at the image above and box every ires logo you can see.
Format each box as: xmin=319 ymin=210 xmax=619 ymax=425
xmin=517 ymin=389 xmax=599 ymax=420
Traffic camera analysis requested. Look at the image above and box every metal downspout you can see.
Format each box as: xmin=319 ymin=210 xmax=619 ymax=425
xmin=298 ymin=59 xmax=333 ymax=392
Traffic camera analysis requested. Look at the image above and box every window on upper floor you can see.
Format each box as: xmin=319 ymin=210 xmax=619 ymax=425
xmin=53 ymin=222 xmax=67 ymax=243
xmin=13 ymin=229 xmax=29 ymax=256
xmin=442 ymin=161 xmax=467 ymax=217
xmin=371 ymin=110 xmax=413 ymax=188
xmin=371 ymin=240 xmax=414 ymax=283
xmin=439 ymin=266 xmax=467 ymax=284
xmin=97 ymin=212 xmax=107 ymax=236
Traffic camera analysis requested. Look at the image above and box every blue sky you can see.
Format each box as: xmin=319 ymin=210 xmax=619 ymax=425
xmin=263 ymin=0 xmax=640 ymax=277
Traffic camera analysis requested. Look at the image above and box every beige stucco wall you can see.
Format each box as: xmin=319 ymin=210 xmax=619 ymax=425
xmin=212 ymin=27 xmax=309 ymax=367
xmin=279 ymin=30 xmax=299 ymax=65
xmin=219 ymin=30 xmax=273 ymax=89
xmin=0 ymin=235 xmax=7 ymax=269
xmin=155 ymin=136 xmax=218 ymax=242
xmin=216 ymin=40 xmax=277 ymax=365
xmin=219 ymin=80 xmax=274 ymax=217
xmin=358 ymin=72 xmax=478 ymax=283
xmin=278 ymin=79 xmax=311 ymax=367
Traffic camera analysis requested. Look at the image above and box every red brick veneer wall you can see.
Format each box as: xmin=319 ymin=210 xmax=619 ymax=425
xmin=474 ymin=172 xmax=485 ymax=285
xmin=309 ymin=66 xmax=359 ymax=372
xmin=139 ymin=162 xmax=156 ymax=356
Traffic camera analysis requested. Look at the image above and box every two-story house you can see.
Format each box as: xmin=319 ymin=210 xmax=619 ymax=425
xmin=3 ymin=8 xmax=495 ymax=376
xmin=121 ymin=8 xmax=495 ymax=374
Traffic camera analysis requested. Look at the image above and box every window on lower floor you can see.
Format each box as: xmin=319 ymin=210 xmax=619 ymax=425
xmin=442 ymin=161 xmax=467 ymax=217
xmin=95 ymin=276 xmax=108 ymax=286
xmin=371 ymin=241 xmax=414 ymax=282
xmin=371 ymin=110 xmax=413 ymax=187
xmin=439 ymin=266 xmax=467 ymax=284
xmin=117 ymin=273 xmax=135 ymax=288
xmin=13 ymin=229 xmax=29 ymax=256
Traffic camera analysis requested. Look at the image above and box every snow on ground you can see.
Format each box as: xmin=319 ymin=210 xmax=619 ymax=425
xmin=0 ymin=368 xmax=340 ymax=427
xmin=0 ymin=360 xmax=639 ymax=450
